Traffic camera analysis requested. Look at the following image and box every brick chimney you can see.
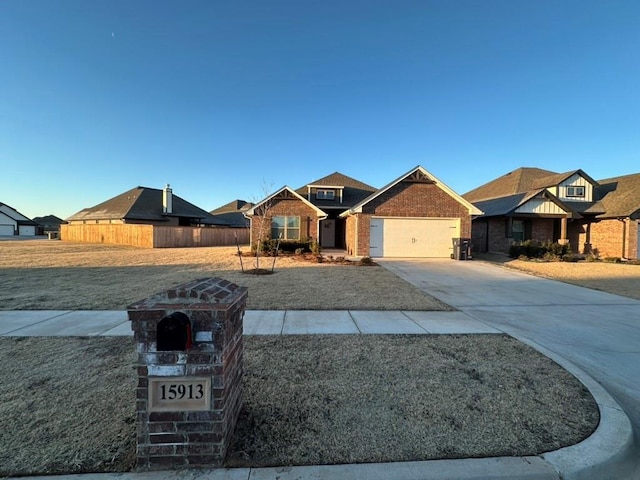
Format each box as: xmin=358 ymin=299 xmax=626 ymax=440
xmin=163 ymin=184 xmax=173 ymax=214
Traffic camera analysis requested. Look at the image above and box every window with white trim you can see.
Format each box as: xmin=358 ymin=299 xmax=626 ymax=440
xmin=316 ymin=189 xmax=335 ymax=200
xmin=271 ymin=216 xmax=300 ymax=240
xmin=566 ymin=186 xmax=585 ymax=197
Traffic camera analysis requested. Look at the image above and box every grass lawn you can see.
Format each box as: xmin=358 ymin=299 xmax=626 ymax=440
xmin=0 ymin=335 xmax=598 ymax=476
xmin=0 ymin=240 xmax=605 ymax=475
xmin=0 ymin=241 xmax=450 ymax=311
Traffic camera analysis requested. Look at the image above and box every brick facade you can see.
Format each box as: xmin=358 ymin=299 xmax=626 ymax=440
xmin=475 ymin=216 xmax=640 ymax=259
xmin=128 ymin=278 xmax=247 ymax=470
xmin=348 ymin=181 xmax=473 ymax=257
xmin=572 ymin=218 xmax=639 ymax=259
xmin=252 ymin=170 xmax=477 ymax=258
xmin=250 ymin=196 xmax=321 ymax=246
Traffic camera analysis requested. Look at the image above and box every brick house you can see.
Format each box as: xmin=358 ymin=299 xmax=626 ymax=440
xmin=245 ymin=166 xmax=482 ymax=258
xmin=463 ymin=168 xmax=640 ymax=259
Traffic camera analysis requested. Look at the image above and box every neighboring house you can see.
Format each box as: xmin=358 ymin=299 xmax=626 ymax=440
xmin=209 ymin=199 xmax=253 ymax=228
xmin=463 ymin=168 xmax=640 ymax=259
xmin=32 ymin=215 xmax=67 ymax=235
xmin=63 ymin=184 xmax=248 ymax=247
xmin=245 ymin=166 xmax=482 ymax=258
xmin=66 ymin=184 xmax=220 ymax=226
xmin=0 ymin=203 xmax=38 ymax=236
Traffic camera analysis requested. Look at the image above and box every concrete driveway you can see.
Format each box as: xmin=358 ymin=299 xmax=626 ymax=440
xmin=379 ymin=258 xmax=640 ymax=470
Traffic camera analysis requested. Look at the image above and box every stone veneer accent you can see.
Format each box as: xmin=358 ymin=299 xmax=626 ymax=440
xmin=128 ymin=277 xmax=247 ymax=471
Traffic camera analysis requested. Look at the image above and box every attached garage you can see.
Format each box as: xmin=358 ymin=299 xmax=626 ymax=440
xmin=18 ymin=225 xmax=36 ymax=236
xmin=341 ymin=166 xmax=483 ymax=258
xmin=0 ymin=224 xmax=14 ymax=236
xmin=370 ymin=217 xmax=460 ymax=258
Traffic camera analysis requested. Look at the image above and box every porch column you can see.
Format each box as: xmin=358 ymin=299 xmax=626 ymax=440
xmin=558 ymin=217 xmax=569 ymax=246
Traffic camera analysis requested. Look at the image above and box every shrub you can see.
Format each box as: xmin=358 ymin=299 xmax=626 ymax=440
xmin=509 ymin=240 xmax=572 ymax=260
xmin=359 ymin=256 xmax=374 ymax=266
xmin=260 ymin=240 xmax=314 ymax=255
xmin=562 ymin=254 xmax=580 ymax=262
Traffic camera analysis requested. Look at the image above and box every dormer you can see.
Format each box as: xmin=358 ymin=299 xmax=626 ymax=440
xmin=542 ymin=170 xmax=598 ymax=203
xmin=306 ymin=185 xmax=344 ymax=204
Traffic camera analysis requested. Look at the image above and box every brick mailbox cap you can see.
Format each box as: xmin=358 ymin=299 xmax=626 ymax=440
xmin=127 ymin=277 xmax=248 ymax=311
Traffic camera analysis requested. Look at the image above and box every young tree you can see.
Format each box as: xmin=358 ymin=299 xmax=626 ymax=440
xmin=249 ymin=181 xmax=275 ymax=272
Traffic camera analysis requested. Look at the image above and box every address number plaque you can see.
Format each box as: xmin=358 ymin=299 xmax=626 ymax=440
xmin=149 ymin=376 xmax=211 ymax=412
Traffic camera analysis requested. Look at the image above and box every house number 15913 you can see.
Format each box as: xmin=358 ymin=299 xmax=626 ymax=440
xmin=160 ymin=383 xmax=204 ymax=400
xmin=149 ymin=376 xmax=211 ymax=412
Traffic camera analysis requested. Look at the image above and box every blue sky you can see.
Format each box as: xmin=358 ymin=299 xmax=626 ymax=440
xmin=2 ymin=0 xmax=638 ymax=219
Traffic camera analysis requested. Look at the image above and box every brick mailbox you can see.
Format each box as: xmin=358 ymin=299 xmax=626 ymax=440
xmin=127 ymin=277 xmax=247 ymax=470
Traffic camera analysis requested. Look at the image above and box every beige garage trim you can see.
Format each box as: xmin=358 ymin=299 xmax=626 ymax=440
xmin=369 ymin=217 xmax=460 ymax=258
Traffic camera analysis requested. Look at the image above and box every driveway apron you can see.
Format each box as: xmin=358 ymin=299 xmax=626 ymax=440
xmin=379 ymin=258 xmax=640 ymax=457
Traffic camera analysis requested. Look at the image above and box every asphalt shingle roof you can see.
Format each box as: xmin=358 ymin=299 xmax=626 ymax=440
xmin=295 ymin=172 xmax=377 ymax=208
xmin=66 ymin=186 xmax=220 ymax=224
xmin=464 ymin=168 xmax=640 ymax=220
xmin=595 ymin=173 xmax=640 ymax=219
xmin=463 ymin=167 xmax=558 ymax=202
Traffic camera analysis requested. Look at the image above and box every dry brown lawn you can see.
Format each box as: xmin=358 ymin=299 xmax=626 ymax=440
xmin=0 ymin=241 xmax=610 ymax=476
xmin=0 ymin=335 xmax=598 ymax=476
xmin=0 ymin=240 xmax=450 ymax=311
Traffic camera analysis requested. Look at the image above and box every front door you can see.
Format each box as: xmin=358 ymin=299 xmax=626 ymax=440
xmin=320 ymin=219 xmax=335 ymax=248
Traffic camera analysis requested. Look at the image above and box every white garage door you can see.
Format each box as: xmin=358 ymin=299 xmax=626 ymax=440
xmin=369 ymin=217 xmax=460 ymax=258
xmin=19 ymin=225 xmax=36 ymax=236
xmin=0 ymin=224 xmax=14 ymax=236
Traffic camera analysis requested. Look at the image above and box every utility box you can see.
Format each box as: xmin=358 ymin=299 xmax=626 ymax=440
xmin=452 ymin=238 xmax=472 ymax=260
xmin=128 ymin=277 xmax=247 ymax=471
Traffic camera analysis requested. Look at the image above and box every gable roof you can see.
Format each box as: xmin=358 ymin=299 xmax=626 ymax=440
xmin=209 ymin=199 xmax=253 ymax=227
xmin=245 ymin=186 xmax=328 ymax=218
xmin=66 ymin=186 xmax=220 ymax=224
xmin=595 ymin=173 xmax=640 ymax=219
xmin=295 ymin=171 xmax=377 ymax=209
xmin=531 ymin=169 xmax=599 ymax=190
xmin=0 ymin=203 xmax=37 ymax=225
xmin=210 ymin=199 xmax=253 ymax=214
xmin=463 ymin=167 xmax=558 ymax=203
xmin=473 ymin=189 xmax=590 ymax=219
xmin=342 ymin=165 xmax=483 ymax=216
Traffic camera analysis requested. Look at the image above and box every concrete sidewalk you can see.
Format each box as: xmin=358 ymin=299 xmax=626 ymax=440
xmin=1 ymin=308 xmax=637 ymax=479
xmin=0 ymin=309 xmax=502 ymax=337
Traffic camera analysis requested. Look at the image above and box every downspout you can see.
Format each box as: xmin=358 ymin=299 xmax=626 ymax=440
xmin=243 ymin=212 xmax=253 ymax=247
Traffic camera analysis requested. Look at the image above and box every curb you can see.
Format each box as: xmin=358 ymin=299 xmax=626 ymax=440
xmin=519 ymin=338 xmax=638 ymax=480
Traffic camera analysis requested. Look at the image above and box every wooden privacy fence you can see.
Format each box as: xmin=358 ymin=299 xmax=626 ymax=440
xmin=61 ymin=224 xmax=249 ymax=248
